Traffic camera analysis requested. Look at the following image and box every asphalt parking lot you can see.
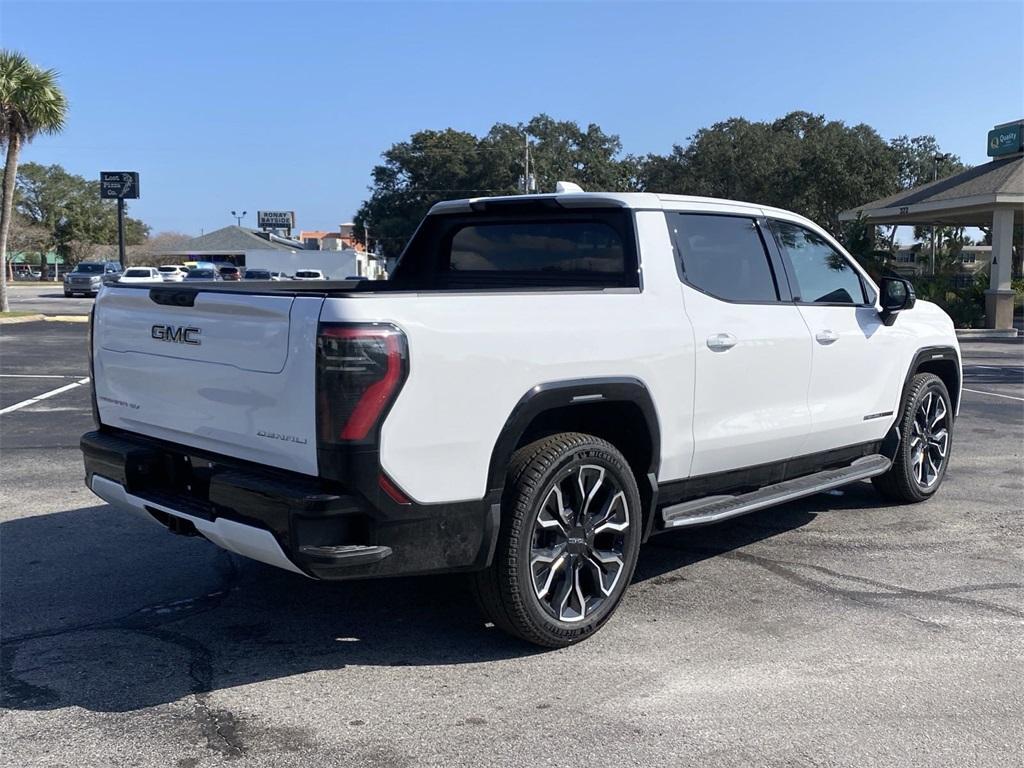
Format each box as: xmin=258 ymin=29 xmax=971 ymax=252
xmin=5 ymin=283 xmax=95 ymax=316
xmin=1 ymin=319 xmax=1021 ymax=768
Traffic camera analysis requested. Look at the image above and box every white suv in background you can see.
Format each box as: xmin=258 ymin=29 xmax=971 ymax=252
xmin=293 ymin=269 xmax=326 ymax=280
xmin=82 ymin=189 xmax=959 ymax=647
xmin=158 ymin=265 xmax=189 ymax=282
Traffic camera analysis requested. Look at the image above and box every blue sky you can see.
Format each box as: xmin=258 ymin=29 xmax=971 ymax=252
xmin=5 ymin=1 xmax=1023 ymax=235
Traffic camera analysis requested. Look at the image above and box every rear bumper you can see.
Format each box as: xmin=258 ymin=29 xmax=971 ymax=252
xmin=81 ymin=429 xmax=500 ymax=580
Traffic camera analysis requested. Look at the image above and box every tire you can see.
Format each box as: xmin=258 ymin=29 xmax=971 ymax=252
xmin=872 ymin=373 xmax=953 ymax=503
xmin=471 ymin=432 xmax=642 ymax=648
xmin=64 ymin=291 xmax=72 ymax=297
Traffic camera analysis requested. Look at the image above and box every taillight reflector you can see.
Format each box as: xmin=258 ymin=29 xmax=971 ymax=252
xmin=317 ymin=324 xmax=408 ymax=443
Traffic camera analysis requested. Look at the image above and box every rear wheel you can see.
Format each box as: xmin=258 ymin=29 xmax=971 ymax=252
xmin=472 ymin=432 xmax=642 ymax=648
xmin=873 ymin=373 xmax=952 ymax=503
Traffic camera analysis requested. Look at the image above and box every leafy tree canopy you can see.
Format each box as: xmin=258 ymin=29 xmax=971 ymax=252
xmin=357 ymin=111 xmax=965 ymax=261
xmin=15 ymin=162 xmax=149 ymax=266
xmin=355 ymin=114 xmax=637 ymax=257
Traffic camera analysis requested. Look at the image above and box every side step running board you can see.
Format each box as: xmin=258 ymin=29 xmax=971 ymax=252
xmin=660 ymin=454 xmax=891 ymax=529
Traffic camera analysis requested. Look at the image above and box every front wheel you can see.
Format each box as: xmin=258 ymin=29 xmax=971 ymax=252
xmin=873 ymin=373 xmax=953 ymax=503
xmin=472 ymin=432 xmax=642 ymax=648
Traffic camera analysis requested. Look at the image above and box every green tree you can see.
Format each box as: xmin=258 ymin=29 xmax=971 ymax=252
xmin=0 ymin=50 xmax=68 ymax=310
xmin=637 ymin=111 xmax=898 ymax=236
xmin=15 ymin=162 xmax=149 ymax=275
xmin=355 ymin=115 xmax=636 ymax=257
xmin=882 ymin=136 xmax=966 ymax=253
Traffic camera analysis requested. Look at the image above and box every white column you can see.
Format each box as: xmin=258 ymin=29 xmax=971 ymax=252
xmin=989 ymin=206 xmax=1014 ymax=291
xmin=985 ymin=206 xmax=1016 ymax=329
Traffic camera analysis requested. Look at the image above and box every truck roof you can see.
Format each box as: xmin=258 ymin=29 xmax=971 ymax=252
xmin=429 ymin=190 xmax=803 ymax=219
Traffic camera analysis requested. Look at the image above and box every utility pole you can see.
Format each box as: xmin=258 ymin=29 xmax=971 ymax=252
xmin=117 ymin=198 xmax=126 ymax=265
xmin=523 ymin=133 xmax=533 ymax=194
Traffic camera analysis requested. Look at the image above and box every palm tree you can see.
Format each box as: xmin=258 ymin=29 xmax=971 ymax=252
xmin=0 ymin=51 xmax=67 ymax=312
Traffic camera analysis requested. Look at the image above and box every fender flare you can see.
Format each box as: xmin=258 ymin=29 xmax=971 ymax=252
xmin=486 ymin=376 xmax=661 ymax=490
xmin=900 ymin=345 xmax=961 ymax=418
xmin=881 ymin=344 xmax=961 ymax=461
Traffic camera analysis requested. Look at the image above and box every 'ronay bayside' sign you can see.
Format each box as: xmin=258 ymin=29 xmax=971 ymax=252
xmin=257 ymin=210 xmax=295 ymax=230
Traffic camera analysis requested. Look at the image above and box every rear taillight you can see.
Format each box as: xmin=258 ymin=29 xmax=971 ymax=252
xmin=316 ymin=323 xmax=408 ymax=444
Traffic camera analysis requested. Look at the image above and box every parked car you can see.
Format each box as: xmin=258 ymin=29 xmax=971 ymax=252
xmin=82 ymin=188 xmax=960 ymax=647
xmin=243 ymin=269 xmax=272 ymax=280
xmin=64 ymin=261 xmax=123 ymax=297
xmin=119 ymin=267 xmax=161 ymax=283
xmin=183 ymin=268 xmax=222 ymax=282
xmin=219 ymin=266 xmax=242 ymax=281
xmin=158 ymin=265 xmax=189 ymax=282
xmin=292 ymin=269 xmax=326 ymax=280
xmin=270 ymin=272 xmax=290 ymax=281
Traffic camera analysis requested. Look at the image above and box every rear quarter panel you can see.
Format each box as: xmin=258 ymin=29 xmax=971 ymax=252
xmin=319 ymin=210 xmax=695 ymax=504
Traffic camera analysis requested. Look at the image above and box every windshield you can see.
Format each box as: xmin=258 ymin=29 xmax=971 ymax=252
xmin=74 ymin=263 xmax=104 ymax=274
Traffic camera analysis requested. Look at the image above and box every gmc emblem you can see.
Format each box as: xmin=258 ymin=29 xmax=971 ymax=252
xmin=151 ymin=325 xmax=201 ymax=345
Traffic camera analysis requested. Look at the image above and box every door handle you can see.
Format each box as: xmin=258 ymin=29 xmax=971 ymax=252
xmin=706 ymin=332 xmax=738 ymax=351
xmin=815 ymin=329 xmax=839 ymax=345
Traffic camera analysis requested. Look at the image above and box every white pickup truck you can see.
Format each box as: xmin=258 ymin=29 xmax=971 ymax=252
xmin=82 ymin=189 xmax=960 ymax=647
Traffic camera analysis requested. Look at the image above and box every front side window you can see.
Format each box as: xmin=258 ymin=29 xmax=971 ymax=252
xmin=667 ymin=213 xmax=778 ymax=302
xmin=772 ymin=221 xmax=866 ymax=305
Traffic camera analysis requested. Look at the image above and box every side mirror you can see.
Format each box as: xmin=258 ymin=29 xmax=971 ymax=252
xmin=879 ymin=277 xmax=916 ymax=326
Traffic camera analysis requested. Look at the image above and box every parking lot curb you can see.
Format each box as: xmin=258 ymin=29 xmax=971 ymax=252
xmin=0 ymin=313 xmax=45 ymax=325
xmin=43 ymin=315 xmax=90 ymax=323
xmin=955 ymin=328 xmax=1022 ymax=341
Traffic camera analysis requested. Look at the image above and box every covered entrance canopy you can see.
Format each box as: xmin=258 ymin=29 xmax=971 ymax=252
xmin=840 ymin=146 xmax=1022 ymax=330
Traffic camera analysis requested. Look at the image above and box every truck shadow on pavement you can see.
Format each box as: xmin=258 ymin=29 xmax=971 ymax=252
xmin=0 ymin=486 xmax=873 ymax=714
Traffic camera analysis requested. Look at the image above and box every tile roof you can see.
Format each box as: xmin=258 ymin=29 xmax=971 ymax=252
xmin=166 ymin=226 xmax=299 ymax=253
xmin=842 ymin=156 xmax=1023 ymax=217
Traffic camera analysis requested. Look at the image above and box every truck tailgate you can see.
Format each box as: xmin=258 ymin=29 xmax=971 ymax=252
xmin=92 ymin=286 xmax=324 ymax=475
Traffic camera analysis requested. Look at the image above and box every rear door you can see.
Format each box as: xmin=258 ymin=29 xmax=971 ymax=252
xmin=93 ymin=286 xmax=324 ymax=475
xmin=768 ymin=218 xmax=903 ymax=452
xmin=667 ymin=212 xmax=813 ymax=476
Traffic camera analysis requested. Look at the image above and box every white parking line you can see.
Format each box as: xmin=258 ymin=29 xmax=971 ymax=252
xmin=0 ymin=374 xmax=83 ymax=379
xmin=0 ymin=377 xmax=91 ymax=415
xmin=962 ymin=387 xmax=1024 ymax=403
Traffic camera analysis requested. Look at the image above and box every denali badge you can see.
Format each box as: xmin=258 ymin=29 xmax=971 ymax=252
xmin=257 ymin=430 xmax=308 ymax=445
xmin=152 ymin=325 xmax=201 ymax=345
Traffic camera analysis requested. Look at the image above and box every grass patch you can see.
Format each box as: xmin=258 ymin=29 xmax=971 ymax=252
xmin=0 ymin=311 xmax=38 ymax=318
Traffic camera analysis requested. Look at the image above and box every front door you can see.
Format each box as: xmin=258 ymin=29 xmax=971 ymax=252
xmin=667 ymin=212 xmax=813 ymax=476
xmin=768 ymin=219 xmax=903 ymax=454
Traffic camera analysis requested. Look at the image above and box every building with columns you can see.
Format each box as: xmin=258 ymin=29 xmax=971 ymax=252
xmin=840 ymin=119 xmax=1023 ymax=329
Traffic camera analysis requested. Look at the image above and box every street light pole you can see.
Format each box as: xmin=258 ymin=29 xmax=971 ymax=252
xmin=231 ymin=210 xmax=246 ymax=227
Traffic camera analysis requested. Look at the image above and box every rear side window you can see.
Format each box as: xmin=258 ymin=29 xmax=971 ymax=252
xmin=450 ymin=221 xmax=625 ymax=275
xmin=391 ymin=208 xmax=638 ymax=290
xmin=771 ymin=221 xmax=866 ymax=304
xmin=667 ymin=213 xmax=778 ymax=302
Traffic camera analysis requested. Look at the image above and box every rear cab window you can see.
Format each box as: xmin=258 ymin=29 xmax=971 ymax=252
xmin=390 ymin=206 xmax=639 ymax=290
